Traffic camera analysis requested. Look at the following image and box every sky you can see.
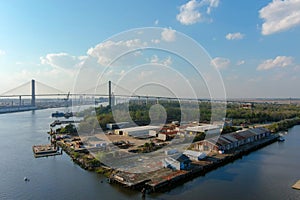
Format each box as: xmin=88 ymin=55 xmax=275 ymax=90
xmin=0 ymin=0 xmax=300 ymax=98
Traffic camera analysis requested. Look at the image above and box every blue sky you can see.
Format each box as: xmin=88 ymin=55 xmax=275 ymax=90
xmin=0 ymin=0 xmax=300 ymax=98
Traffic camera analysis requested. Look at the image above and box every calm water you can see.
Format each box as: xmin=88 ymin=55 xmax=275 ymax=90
xmin=0 ymin=108 xmax=299 ymax=200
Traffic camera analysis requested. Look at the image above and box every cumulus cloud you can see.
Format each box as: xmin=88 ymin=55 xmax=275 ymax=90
xmin=257 ymin=56 xmax=294 ymax=70
xmin=87 ymin=39 xmax=146 ymax=66
xmin=40 ymin=53 xmax=82 ymax=70
xmin=259 ymin=0 xmax=300 ymax=35
xmin=226 ymin=32 xmax=245 ymax=40
xmin=176 ymin=0 xmax=220 ymax=25
xmin=161 ymin=28 xmax=176 ymax=42
xmin=211 ymin=57 xmax=231 ymax=69
xmin=149 ymin=55 xmax=173 ymax=66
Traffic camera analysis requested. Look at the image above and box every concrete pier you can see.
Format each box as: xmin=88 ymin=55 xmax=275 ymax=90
xmin=32 ymin=144 xmax=61 ymax=158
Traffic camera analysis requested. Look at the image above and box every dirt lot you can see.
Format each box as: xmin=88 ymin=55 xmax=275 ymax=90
xmin=81 ymin=133 xmax=152 ymax=148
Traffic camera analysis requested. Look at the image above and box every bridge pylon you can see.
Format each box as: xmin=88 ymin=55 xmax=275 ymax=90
xmin=31 ymin=79 xmax=36 ymax=107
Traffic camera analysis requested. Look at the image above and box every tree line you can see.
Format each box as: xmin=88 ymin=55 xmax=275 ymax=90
xmin=76 ymin=100 xmax=300 ymax=133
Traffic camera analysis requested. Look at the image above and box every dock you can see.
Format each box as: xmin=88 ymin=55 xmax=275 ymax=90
xmin=292 ymin=180 xmax=300 ymax=190
xmin=32 ymin=144 xmax=62 ymax=158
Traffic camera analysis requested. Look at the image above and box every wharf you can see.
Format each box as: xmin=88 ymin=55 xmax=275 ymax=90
xmin=292 ymin=180 xmax=300 ymax=190
xmin=32 ymin=144 xmax=62 ymax=158
xmin=109 ymin=134 xmax=279 ymax=193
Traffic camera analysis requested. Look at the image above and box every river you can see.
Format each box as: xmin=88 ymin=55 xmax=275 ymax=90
xmin=0 ymin=108 xmax=299 ymax=200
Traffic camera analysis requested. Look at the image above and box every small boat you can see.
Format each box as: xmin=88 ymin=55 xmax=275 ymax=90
xmin=278 ymin=136 xmax=285 ymax=142
xmin=52 ymin=111 xmax=64 ymax=118
xmin=279 ymin=131 xmax=288 ymax=136
xmin=64 ymin=112 xmax=73 ymax=118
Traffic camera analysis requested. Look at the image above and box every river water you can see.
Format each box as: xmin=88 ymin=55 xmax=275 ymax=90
xmin=0 ymin=108 xmax=299 ymax=200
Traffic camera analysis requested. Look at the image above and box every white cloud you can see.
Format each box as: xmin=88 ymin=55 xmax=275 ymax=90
xmin=40 ymin=53 xmax=81 ymax=70
xmin=237 ymin=60 xmax=245 ymax=65
xmin=211 ymin=57 xmax=231 ymax=69
xmin=177 ymin=0 xmax=202 ymax=25
xmin=87 ymin=39 xmax=146 ymax=66
xmin=154 ymin=19 xmax=159 ymax=25
xmin=225 ymin=32 xmax=245 ymax=40
xmin=0 ymin=49 xmax=6 ymax=56
xmin=163 ymin=56 xmax=172 ymax=66
xmin=161 ymin=28 xmax=176 ymax=42
xmin=151 ymin=39 xmax=160 ymax=44
xmin=257 ymin=56 xmax=294 ymax=70
xmin=259 ymin=0 xmax=300 ymax=35
xmin=206 ymin=0 xmax=219 ymax=14
xmin=149 ymin=55 xmax=173 ymax=66
xmin=150 ymin=55 xmax=159 ymax=63
xmin=176 ymin=0 xmax=220 ymax=25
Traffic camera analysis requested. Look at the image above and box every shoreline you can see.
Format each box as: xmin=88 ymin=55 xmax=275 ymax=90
xmin=146 ymin=134 xmax=279 ymax=193
xmin=56 ymin=131 xmax=279 ymax=194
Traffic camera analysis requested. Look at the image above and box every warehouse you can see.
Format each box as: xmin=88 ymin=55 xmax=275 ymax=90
xmin=114 ymin=125 xmax=160 ymax=138
xmin=185 ymin=124 xmax=222 ymax=135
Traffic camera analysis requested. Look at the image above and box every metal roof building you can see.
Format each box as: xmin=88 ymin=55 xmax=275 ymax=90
xmin=114 ymin=125 xmax=160 ymax=137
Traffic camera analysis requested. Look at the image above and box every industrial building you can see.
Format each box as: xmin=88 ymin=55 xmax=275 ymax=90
xmin=183 ymin=150 xmax=206 ymax=161
xmin=163 ymin=154 xmax=191 ymax=170
xmin=192 ymin=127 xmax=270 ymax=153
xmin=185 ymin=124 xmax=222 ymax=135
xmin=114 ymin=125 xmax=160 ymax=138
xmin=106 ymin=122 xmax=130 ymax=130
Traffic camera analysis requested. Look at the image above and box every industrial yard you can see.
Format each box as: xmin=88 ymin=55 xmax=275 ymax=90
xmin=47 ymin=118 xmax=281 ymax=193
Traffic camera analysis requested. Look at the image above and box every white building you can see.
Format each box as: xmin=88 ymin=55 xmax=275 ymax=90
xmin=185 ymin=125 xmax=222 ymax=135
xmin=183 ymin=150 xmax=206 ymax=161
xmin=158 ymin=133 xmax=168 ymax=141
xmin=163 ymin=154 xmax=191 ymax=170
xmin=114 ymin=125 xmax=160 ymax=137
xmin=149 ymin=130 xmax=158 ymax=137
xmin=106 ymin=122 xmax=129 ymax=130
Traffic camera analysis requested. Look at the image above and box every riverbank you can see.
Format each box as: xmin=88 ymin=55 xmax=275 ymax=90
xmin=55 ymin=131 xmax=279 ymax=194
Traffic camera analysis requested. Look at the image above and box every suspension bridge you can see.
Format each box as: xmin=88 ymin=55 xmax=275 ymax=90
xmin=0 ymin=79 xmax=203 ymax=114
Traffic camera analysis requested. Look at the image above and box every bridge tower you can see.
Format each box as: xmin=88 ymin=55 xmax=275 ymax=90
xmin=31 ymin=79 xmax=36 ymax=107
xmin=108 ymin=80 xmax=112 ymax=107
